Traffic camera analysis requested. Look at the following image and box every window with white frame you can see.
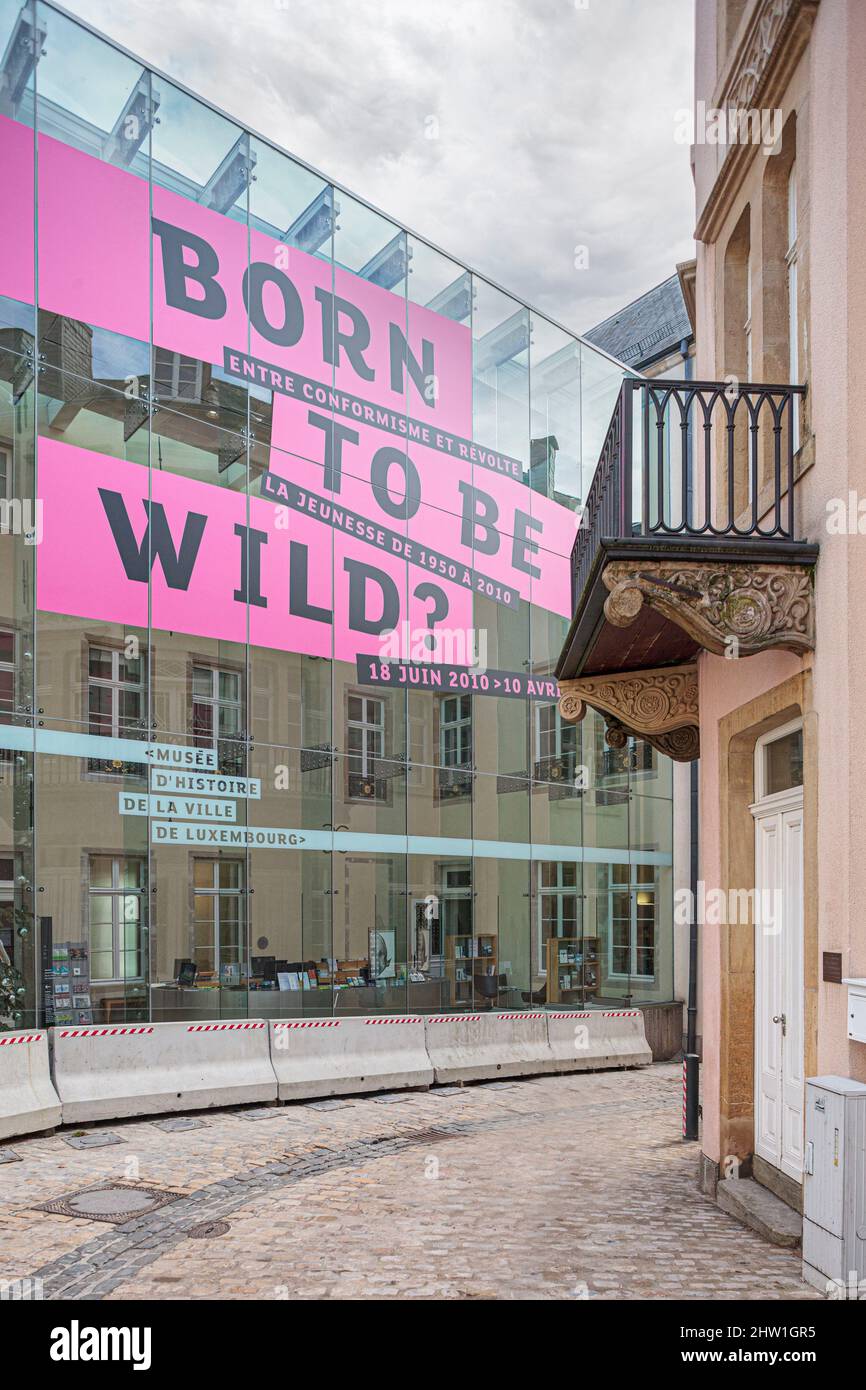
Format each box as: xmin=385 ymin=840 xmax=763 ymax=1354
xmin=88 ymin=854 xmax=144 ymax=982
xmin=347 ymin=694 xmax=384 ymax=775
xmin=787 ymin=162 xmax=800 ymax=452
xmin=0 ymin=446 xmax=11 ymax=501
xmin=440 ymin=694 xmax=471 ymax=768
xmin=608 ymin=862 xmax=656 ymax=980
xmin=88 ymin=645 xmax=144 ymax=738
xmin=192 ymin=664 xmax=244 ymax=773
xmin=537 ymin=861 xmax=579 ymax=974
xmin=193 ymin=858 xmax=244 ymax=977
xmin=153 ymin=347 xmax=204 ymax=404
xmin=347 ymin=693 xmax=385 ymax=799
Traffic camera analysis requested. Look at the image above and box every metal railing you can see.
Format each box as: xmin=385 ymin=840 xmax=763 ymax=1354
xmin=571 ymin=377 xmax=806 ymax=610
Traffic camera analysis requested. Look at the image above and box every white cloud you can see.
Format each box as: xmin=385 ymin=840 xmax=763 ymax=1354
xmin=60 ymin=0 xmax=695 ymax=336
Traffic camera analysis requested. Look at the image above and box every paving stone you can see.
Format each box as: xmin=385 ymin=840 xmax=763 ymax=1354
xmin=2 ymin=1065 xmax=821 ymax=1302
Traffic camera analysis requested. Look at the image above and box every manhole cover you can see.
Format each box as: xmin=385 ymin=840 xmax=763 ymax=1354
xmin=306 ymin=1099 xmax=353 ymax=1111
xmin=187 ymin=1219 xmax=230 ymax=1239
xmin=236 ymin=1107 xmax=280 ymax=1121
xmin=36 ymin=1183 xmax=180 ymax=1223
xmin=61 ymin=1131 xmax=125 ymax=1149
xmin=430 ymin=1087 xmax=463 ymax=1097
xmin=0 ymin=1147 xmax=22 ymax=1163
xmin=372 ymin=1093 xmax=413 ymax=1104
xmin=152 ymin=1116 xmax=208 ymax=1133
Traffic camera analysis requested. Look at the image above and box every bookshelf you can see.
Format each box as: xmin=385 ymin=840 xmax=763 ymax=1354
xmin=445 ymin=933 xmax=497 ymax=999
xmin=545 ymin=936 xmax=600 ymax=1003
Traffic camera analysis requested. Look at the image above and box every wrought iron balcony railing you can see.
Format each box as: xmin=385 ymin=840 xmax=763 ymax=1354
xmin=571 ymin=376 xmax=806 ymax=610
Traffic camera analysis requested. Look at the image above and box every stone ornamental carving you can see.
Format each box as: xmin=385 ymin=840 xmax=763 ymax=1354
xmin=558 ymin=664 xmax=699 ymax=763
xmin=602 ymin=560 xmax=814 ymax=655
xmin=725 ymin=0 xmax=796 ymax=111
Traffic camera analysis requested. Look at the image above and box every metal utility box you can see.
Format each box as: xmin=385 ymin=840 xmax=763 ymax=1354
xmin=843 ymin=978 xmax=866 ymax=1044
xmin=802 ymin=1075 xmax=866 ymax=1294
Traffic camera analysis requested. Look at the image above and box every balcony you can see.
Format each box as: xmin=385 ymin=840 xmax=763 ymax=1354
xmin=555 ymin=378 xmax=818 ymax=761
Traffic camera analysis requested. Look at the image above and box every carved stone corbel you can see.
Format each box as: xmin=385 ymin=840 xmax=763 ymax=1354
xmin=602 ymin=559 xmax=814 ymax=656
xmin=558 ymin=663 xmax=700 ymax=763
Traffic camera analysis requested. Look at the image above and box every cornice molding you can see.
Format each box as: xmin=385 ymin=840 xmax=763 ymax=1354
xmin=695 ymin=0 xmax=819 ymax=244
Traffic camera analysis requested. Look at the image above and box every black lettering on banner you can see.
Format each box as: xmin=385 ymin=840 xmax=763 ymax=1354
xmin=259 ymin=471 xmax=520 ymax=609
xmin=355 ymin=655 xmax=560 ymax=703
xmin=288 ymin=542 xmax=333 ymax=624
xmin=344 ymin=556 xmax=400 ymax=635
xmin=234 ymin=524 xmax=268 ymax=607
xmin=512 ymin=509 xmax=542 ymax=579
xmin=315 ymin=288 xmax=375 ymax=382
xmin=306 ymin=411 xmax=359 ymax=492
xmin=369 ymin=446 xmax=421 ymax=521
xmin=98 ymin=489 xmax=207 ymax=589
xmin=388 ymin=323 xmax=435 ymax=406
xmin=458 ymin=481 xmax=499 ymax=555
xmin=243 ymin=263 xmax=304 ymax=347
xmin=152 ymin=218 xmax=227 ymax=321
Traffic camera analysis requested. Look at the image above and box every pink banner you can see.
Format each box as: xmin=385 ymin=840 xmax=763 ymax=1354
xmin=2 ymin=116 xmax=580 ymax=652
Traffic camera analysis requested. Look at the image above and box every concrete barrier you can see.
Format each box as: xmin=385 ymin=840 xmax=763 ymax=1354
xmin=424 ymin=1012 xmax=553 ymax=1083
xmin=0 ymin=1031 xmax=62 ymax=1139
xmin=545 ymin=1010 xmax=652 ymax=1072
xmin=269 ymin=1016 xmax=433 ymax=1100
xmin=51 ymin=1020 xmax=277 ymax=1122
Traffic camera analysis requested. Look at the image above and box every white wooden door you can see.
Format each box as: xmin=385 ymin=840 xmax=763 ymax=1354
xmin=753 ymin=795 xmax=804 ymax=1180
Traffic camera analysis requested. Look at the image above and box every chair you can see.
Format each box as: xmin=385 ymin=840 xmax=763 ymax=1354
xmin=521 ymin=981 xmax=547 ymax=1006
xmin=473 ymin=973 xmax=499 ymax=1010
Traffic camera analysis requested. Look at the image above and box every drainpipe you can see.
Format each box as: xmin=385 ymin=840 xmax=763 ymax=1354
xmin=684 ymin=759 xmax=700 ymax=1140
xmin=681 ymin=335 xmax=700 ymax=1142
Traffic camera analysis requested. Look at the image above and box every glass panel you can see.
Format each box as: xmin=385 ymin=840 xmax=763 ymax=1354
xmin=764 ymin=727 xmax=803 ymax=794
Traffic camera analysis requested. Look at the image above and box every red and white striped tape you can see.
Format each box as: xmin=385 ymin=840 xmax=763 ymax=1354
xmin=185 ymin=1021 xmax=267 ymax=1032
xmin=273 ymin=1020 xmax=340 ymax=1030
xmin=497 ymin=1012 xmax=544 ymax=1020
xmin=427 ymin=1015 xmax=483 ymax=1023
xmin=58 ymin=1026 xmax=154 ymax=1038
xmin=682 ymin=1058 xmax=688 ymax=1134
xmin=0 ymin=1033 xmax=43 ymax=1045
xmin=364 ymin=1017 xmax=423 ymax=1026
xmin=546 ymin=1010 xmax=641 ymax=1020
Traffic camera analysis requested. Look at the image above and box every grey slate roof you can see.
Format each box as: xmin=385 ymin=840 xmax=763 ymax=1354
xmin=583 ymin=273 xmax=692 ymax=370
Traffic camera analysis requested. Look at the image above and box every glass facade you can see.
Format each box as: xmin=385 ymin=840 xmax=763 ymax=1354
xmin=0 ymin=1 xmax=672 ymax=1027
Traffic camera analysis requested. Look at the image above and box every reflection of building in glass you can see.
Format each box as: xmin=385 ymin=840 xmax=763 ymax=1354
xmin=0 ymin=1 xmax=674 ymax=1031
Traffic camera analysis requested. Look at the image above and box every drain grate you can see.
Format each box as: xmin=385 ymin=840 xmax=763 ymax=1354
xmin=406 ymin=1129 xmax=454 ymax=1145
xmin=186 ymin=1219 xmax=230 ymax=1239
xmin=36 ymin=1183 xmax=181 ymax=1224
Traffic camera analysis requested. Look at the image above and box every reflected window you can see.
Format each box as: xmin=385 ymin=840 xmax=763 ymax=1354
xmin=192 ymin=664 xmax=245 ymax=774
xmin=0 ymin=628 xmax=14 ymax=722
xmin=192 ymin=858 xmax=244 ymax=978
xmin=608 ymin=863 xmax=656 ymax=980
xmin=86 ymin=643 xmax=146 ymax=776
xmin=537 ymin=862 xmax=580 ymax=976
xmin=0 ymin=857 xmax=13 ymax=959
xmin=88 ymin=855 xmax=144 ymax=982
xmin=534 ymin=703 xmax=576 ymax=782
xmin=153 ymin=348 xmax=204 ymax=406
xmin=347 ymin=693 xmax=384 ymax=801
xmin=88 ymin=645 xmax=144 ymax=737
xmin=438 ymin=694 xmax=472 ymax=799
xmin=0 ymin=445 xmax=11 ymax=500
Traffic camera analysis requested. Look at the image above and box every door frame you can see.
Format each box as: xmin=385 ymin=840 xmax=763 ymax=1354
xmin=749 ymin=718 xmax=805 ymax=1181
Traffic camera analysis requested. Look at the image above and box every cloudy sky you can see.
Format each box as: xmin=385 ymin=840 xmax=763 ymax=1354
xmin=62 ymin=0 xmax=695 ymax=336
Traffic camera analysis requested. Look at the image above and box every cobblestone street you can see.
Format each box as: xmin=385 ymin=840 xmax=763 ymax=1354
xmin=0 ymin=1064 xmax=818 ymax=1301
